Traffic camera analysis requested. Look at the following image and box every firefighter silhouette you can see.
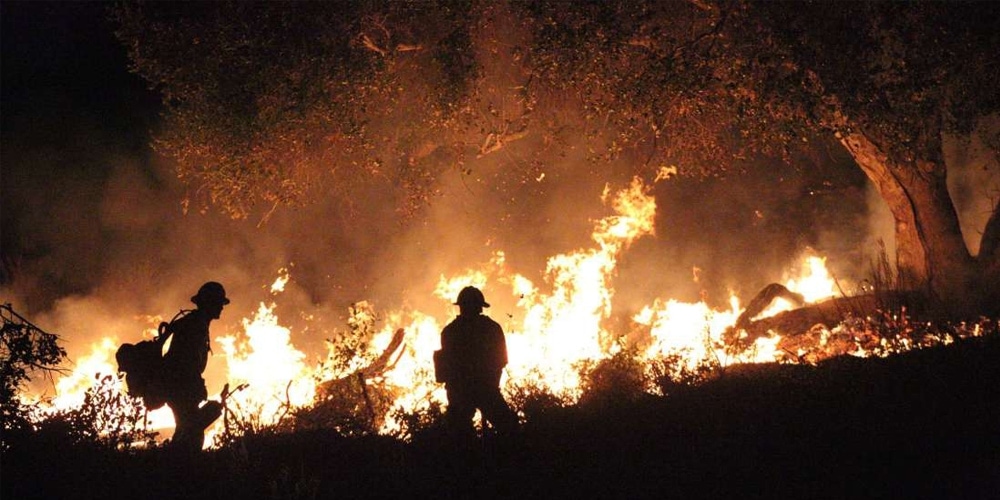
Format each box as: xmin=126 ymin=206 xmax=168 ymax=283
xmin=162 ymin=281 xmax=228 ymax=453
xmin=436 ymin=286 xmax=518 ymax=437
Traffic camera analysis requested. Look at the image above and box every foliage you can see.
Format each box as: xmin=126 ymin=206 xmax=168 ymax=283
xmin=758 ymin=2 xmax=998 ymax=159
xmin=2 ymin=305 xmax=156 ymax=454
xmin=0 ymin=304 xmax=67 ymax=447
xmin=576 ymin=347 xmax=649 ymax=408
xmin=31 ymin=374 xmax=158 ymax=451
xmin=293 ymin=375 xmax=396 ymax=437
xmin=111 ymin=1 xmax=481 ymax=220
xmin=322 ymin=301 xmax=380 ymax=378
xmin=212 ymin=393 xmax=281 ymax=448
xmin=521 ymin=0 xmax=754 ymax=170
xmin=5 ymin=324 xmax=1000 ymax=499
xmin=524 ymin=1 xmax=998 ymax=166
xmin=522 ymin=0 xmax=1000 ymax=309
xmin=505 ymin=375 xmax=567 ymax=421
xmin=387 ymin=399 xmax=446 ymax=443
xmin=647 ymin=351 xmax=721 ymax=397
xmin=113 ymin=1 xmax=1000 ymax=203
xmin=111 ymin=1 xmax=1000 ymax=310
xmin=293 ymin=302 xmax=398 ymax=436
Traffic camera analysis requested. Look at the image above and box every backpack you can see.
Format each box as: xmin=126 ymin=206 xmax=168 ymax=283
xmin=115 ymin=311 xmax=186 ymax=410
xmin=433 ymin=349 xmax=451 ymax=383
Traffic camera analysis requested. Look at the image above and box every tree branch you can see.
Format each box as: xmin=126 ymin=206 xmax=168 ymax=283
xmin=686 ymin=0 xmax=715 ymax=12
xmin=360 ymin=34 xmax=387 ymax=56
xmin=477 ymin=127 xmax=529 ymax=158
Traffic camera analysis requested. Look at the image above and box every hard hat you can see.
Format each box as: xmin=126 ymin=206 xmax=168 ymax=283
xmin=454 ymin=286 xmax=490 ymax=308
xmin=191 ymin=281 xmax=231 ymax=306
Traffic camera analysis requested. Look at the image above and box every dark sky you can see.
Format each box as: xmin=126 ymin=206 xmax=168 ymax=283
xmin=1 ymin=1 xmax=157 ymax=167
xmin=2 ymin=1 xmax=160 ymax=295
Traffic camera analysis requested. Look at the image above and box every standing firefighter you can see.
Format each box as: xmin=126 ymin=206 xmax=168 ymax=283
xmin=162 ymin=281 xmax=228 ymax=453
xmin=435 ymin=286 xmax=517 ymax=438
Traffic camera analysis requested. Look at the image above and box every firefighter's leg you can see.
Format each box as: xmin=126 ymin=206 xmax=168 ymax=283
xmin=480 ymin=387 xmax=518 ymax=436
xmin=444 ymin=384 xmax=477 ymax=439
xmin=168 ymin=397 xmax=202 ymax=453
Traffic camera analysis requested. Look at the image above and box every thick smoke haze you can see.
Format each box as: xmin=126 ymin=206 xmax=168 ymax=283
xmin=2 ymin=3 xmax=996 ymax=394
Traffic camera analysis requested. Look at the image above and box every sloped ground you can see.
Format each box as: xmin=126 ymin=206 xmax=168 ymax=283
xmin=5 ymin=334 xmax=999 ymax=500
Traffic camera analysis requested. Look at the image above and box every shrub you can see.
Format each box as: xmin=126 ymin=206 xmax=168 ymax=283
xmin=577 ymin=348 xmax=648 ymax=409
xmin=1 ymin=304 xmax=67 ymax=450
xmin=31 ymin=374 xmax=158 ymax=451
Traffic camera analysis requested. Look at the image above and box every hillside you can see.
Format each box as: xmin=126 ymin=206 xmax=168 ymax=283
xmin=5 ymin=334 xmax=999 ymax=499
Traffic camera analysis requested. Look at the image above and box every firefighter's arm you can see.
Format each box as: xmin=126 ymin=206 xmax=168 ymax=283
xmin=494 ymin=324 xmax=509 ymax=368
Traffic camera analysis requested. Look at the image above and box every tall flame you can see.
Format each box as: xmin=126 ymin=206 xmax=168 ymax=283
xmin=28 ymin=177 xmax=864 ymax=445
xmin=217 ymin=301 xmax=315 ymax=422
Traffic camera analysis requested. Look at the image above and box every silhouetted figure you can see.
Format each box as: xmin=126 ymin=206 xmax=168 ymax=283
xmin=436 ymin=286 xmax=518 ymax=439
xmin=162 ymin=281 xmax=228 ymax=453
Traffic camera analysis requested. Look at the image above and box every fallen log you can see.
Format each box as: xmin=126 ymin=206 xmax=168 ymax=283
xmin=296 ymin=328 xmax=408 ymax=432
xmin=726 ymin=284 xmax=929 ymax=362
xmin=743 ymin=295 xmax=877 ymax=341
xmin=316 ymin=327 xmax=407 ymax=397
xmin=732 ymin=283 xmax=805 ymax=334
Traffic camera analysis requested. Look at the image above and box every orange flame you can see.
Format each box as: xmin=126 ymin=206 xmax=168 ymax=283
xmin=30 ymin=178 xmax=861 ymax=444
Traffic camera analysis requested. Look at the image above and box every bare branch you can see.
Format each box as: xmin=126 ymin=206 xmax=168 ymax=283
xmin=360 ymin=34 xmax=387 ymax=57
xmin=395 ymin=43 xmax=422 ymax=52
xmin=477 ymin=127 xmax=530 ymax=158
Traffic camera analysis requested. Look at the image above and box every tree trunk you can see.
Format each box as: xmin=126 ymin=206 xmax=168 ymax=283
xmin=839 ymin=131 xmax=982 ymax=315
xmin=981 ymin=204 xmax=1000 ymax=262
xmin=979 ymin=205 xmax=1000 ymax=316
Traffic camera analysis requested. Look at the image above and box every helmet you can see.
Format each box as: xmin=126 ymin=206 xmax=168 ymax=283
xmin=191 ymin=281 xmax=230 ymax=307
xmin=454 ymin=286 xmax=490 ymax=308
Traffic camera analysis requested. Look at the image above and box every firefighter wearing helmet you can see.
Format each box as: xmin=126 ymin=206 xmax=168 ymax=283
xmin=436 ymin=286 xmax=518 ymax=438
xmin=161 ymin=281 xmax=230 ymax=453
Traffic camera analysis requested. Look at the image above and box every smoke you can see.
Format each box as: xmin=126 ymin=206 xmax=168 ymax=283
xmin=1 ymin=104 xmax=879 ymax=385
xmin=3 ymin=1 xmax=941 ymax=400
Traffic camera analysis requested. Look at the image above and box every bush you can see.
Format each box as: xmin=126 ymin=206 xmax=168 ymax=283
xmin=1 ymin=304 xmax=67 ymax=450
xmin=32 ymin=374 xmax=158 ymax=451
xmin=577 ymin=349 xmax=648 ymax=409
xmin=647 ymin=351 xmax=720 ymax=397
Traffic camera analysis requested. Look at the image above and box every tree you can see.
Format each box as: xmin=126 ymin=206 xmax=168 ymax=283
xmin=519 ymin=0 xmax=1000 ymax=315
xmin=1 ymin=304 xmax=67 ymax=447
xmin=112 ymin=1 xmax=487 ymax=222
xmin=112 ymin=1 xmax=1000 ymax=314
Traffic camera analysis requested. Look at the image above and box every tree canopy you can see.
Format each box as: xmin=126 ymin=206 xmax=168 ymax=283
xmin=113 ymin=0 xmax=1000 ymax=313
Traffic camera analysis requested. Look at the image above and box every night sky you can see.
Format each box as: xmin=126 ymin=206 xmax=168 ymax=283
xmin=2 ymin=2 xmax=160 ymax=300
